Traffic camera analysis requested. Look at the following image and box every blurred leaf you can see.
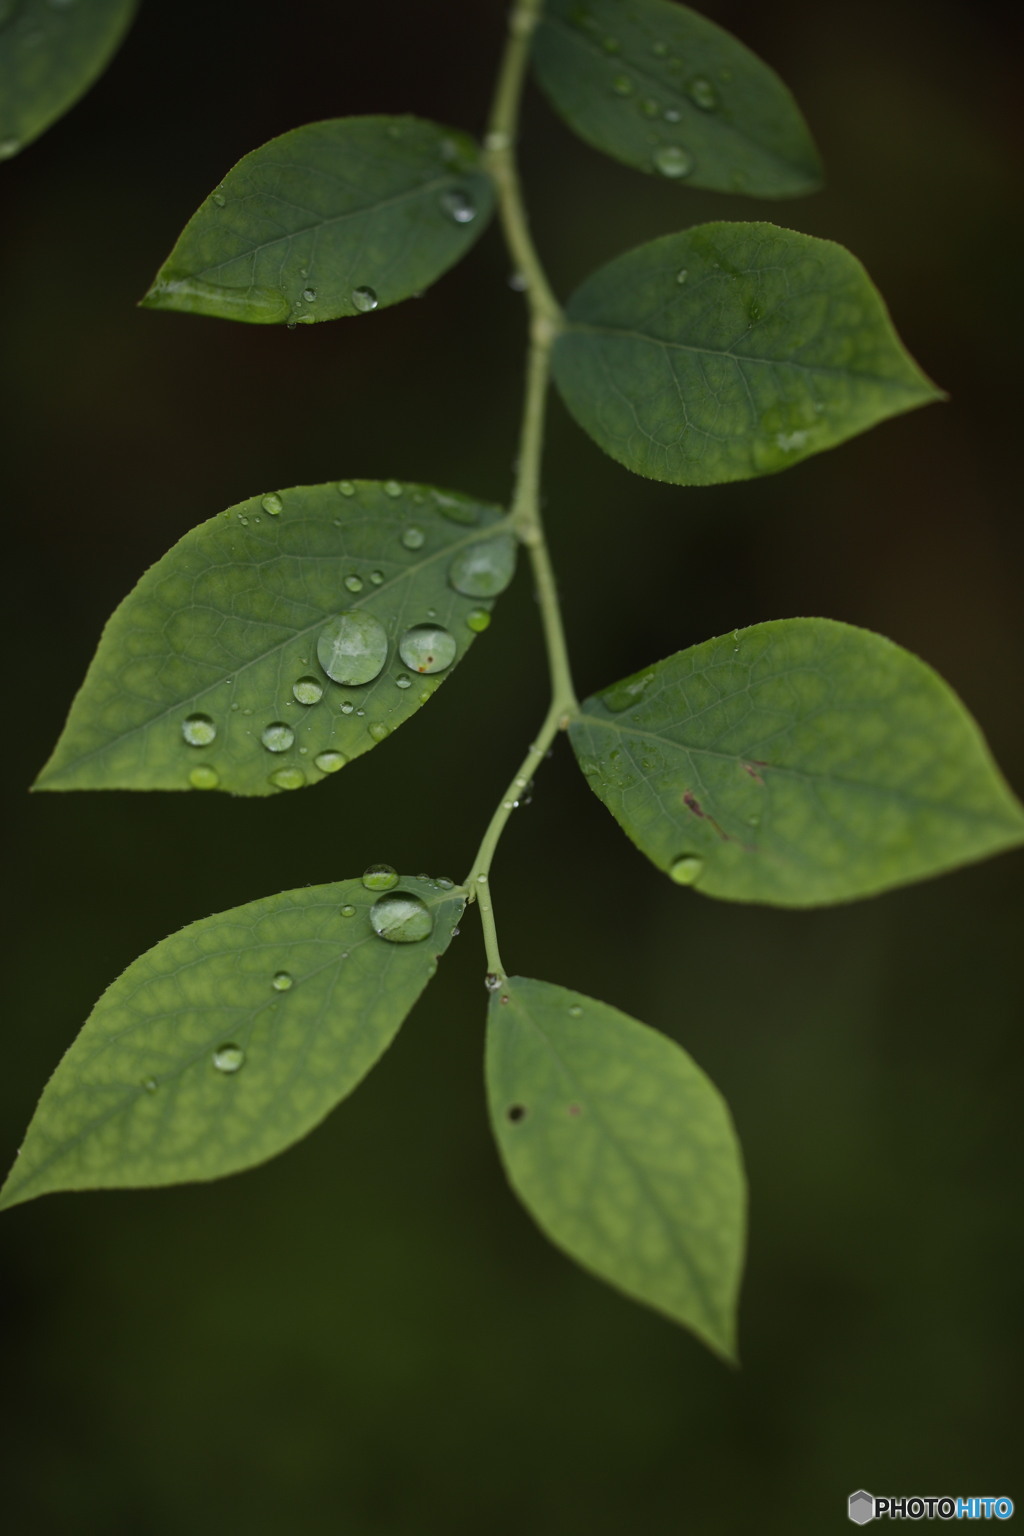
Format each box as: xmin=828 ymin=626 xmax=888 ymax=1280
xmin=486 ymin=976 xmax=744 ymax=1358
xmin=530 ymin=0 xmax=821 ymax=197
xmin=35 ymin=480 xmax=515 ymax=795
xmin=0 ymin=0 xmax=135 ymax=160
xmin=0 ymin=875 xmax=465 ymax=1210
xmin=552 ymin=222 xmax=943 ymax=485
xmin=570 ymin=619 xmax=1024 ymax=906
xmin=140 ymin=116 xmax=494 ymax=324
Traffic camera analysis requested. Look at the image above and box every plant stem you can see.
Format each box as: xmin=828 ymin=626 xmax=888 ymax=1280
xmin=464 ymin=0 xmax=580 ymax=978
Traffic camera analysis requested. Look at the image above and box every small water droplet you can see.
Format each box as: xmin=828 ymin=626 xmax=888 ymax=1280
xmin=507 ymin=270 xmax=528 ymax=291
xmin=670 ymin=855 xmax=703 ymax=885
xmin=0 ymin=138 xmax=22 ymax=160
xmin=213 ymin=1043 xmax=245 ymax=1074
xmin=640 ymin=97 xmax=660 ymax=118
xmin=401 ymin=526 xmax=424 ymax=551
xmin=395 ymin=673 xmax=412 ymax=689
xmin=370 ymin=891 xmax=433 ymax=943
xmin=435 ymin=876 xmax=455 ymax=890
xmin=344 ymin=573 xmax=364 ymax=593
xmin=338 ymin=480 xmax=356 ymax=496
xmin=340 ymin=702 xmax=354 ymax=715
xmin=568 ymin=1005 xmax=582 ymax=1018
xmin=189 ymin=765 xmax=220 ymax=790
xmin=317 ymin=611 xmax=389 ymax=685
xmin=352 ymin=285 xmax=378 ymax=312
xmin=399 ymin=623 xmax=457 ymax=675
xmin=340 ymin=904 xmax=357 ymax=917
xmin=182 ymin=713 xmax=216 ymax=746
xmin=465 ymin=607 xmax=491 ymax=633
xmin=315 ymin=750 xmax=346 ymax=773
xmin=439 ymin=188 xmax=477 ymax=224
xmin=141 ymin=1078 xmax=158 ymax=1093
xmin=367 ymin=570 xmax=384 ymax=587
xmin=292 ymin=676 xmax=323 ymax=705
xmin=663 ymin=107 xmax=681 ymax=123
xmin=476 ymin=873 xmax=487 ymax=885
xmin=212 ymin=192 xmax=226 ymax=208
xmin=268 ymin=766 xmax=305 ymax=790
xmin=601 ymin=35 xmax=620 ymax=53
xmin=363 ymin=863 xmax=399 ymax=891
xmin=261 ymin=721 xmax=295 ymax=753
xmin=368 ymin=721 xmax=389 ymax=742
xmin=384 ymin=479 xmax=403 ymax=499
xmin=484 ymin=973 xmax=502 ymax=991
xmin=272 ymin=971 xmax=293 ymax=991
xmin=302 ymin=287 xmax=317 ymax=303
xmin=447 ymin=533 xmax=516 ymax=597
xmin=653 ymin=145 xmax=693 ymax=178
xmin=612 ymin=74 xmax=634 ymax=96
xmin=687 ymin=76 xmax=718 ymax=111
xmin=261 ymin=493 xmax=283 ymax=515
xmin=676 ymin=267 xmax=689 ymax=284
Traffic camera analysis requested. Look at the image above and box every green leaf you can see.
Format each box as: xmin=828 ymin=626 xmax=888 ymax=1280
xmin=35 ymin=480 xmax=515 ymax=795
xmin=140 ymin=116 xmax=494 ymax=325
xmin=0 ymin=0 xmax=135 ymax=160
xmin=530 ymin=0 xmax=821 ymax=197
xmin=552 ymin=222 xmax=943 ymax=486
xmin=486 ymin=977 xmax=745 ymax=1358
xmin=0 ymin=875 xmax=465 ymax=1210
xmin=570 ymin=618 xmax=1024 ymax=906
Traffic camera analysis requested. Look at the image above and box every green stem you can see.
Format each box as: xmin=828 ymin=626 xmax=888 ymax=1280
xmin=464 ymin=0 xmax=580 ymax=979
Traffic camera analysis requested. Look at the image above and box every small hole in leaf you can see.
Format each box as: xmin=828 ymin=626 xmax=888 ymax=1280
xmin=507 ymin=1105 xmax=526 ymax=1123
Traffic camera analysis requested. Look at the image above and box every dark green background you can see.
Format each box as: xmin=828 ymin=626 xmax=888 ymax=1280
xmin=2 ymin=2 xmax=1020 ymax=1531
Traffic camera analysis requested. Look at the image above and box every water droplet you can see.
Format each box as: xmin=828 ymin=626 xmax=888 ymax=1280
xmin=399 ymin=623 xmax=457 ymax=675
xmin=344 ymin=573 xmax=364 ymax=593
xmin=315 ymin=750 xmax=346 ymax=773
xmin=261 ymin=721 xmax=295 ymax=753
xmin=293 ymin=676 xmax=323 ymax=705
xmin=640 ymin=97 xmax=660 ymax=118
xmin=182 ymin=713 xmax=216 ymax=746
xmin=401 ymin=526 xmax=425 ymax=550
xmin=0 ymin=138 xmax=22 ymax=160
xmin=338 ymin=480 xmax=356 ymax=496
xmin=302 ymin=287 xmax=317 ymax=303
xmin=340 ymin=904 xmax=357 ymax=918
xmin=268 ymin=766 xmax=305 ymax=790
xmin=435 ymin=876 xmax=455 ymax=890
xmin=395 ymin=673 xmax=412 ymax=689
xmin=601 ymin=669 xmax=656 ymax=712
xmin=189 ymin=765 xmax=219 ymax=790
xmin=670 ymin=855 xmax=703 ymax=885
xmin=507 ymin=270 xmax=528 ymax=291
xmin=439 ymin=188 xmax=477 ymax=224
xmin=465 ymin=607 xmax=491 ymax=633
xmin=261 ymin=493 xmax=283 ymax=515
xmin=568 ymin=1005 xmax=582 ymax=1018
xmin=383 ymin=480 xmax=403 ymax=499
xmin=663 ymin=107 xmax=681 ymax=123
xmin=476 ymin=873 xmax=488 ymax=885
xmin=368 ymin=721 xmax=389 ymax=742
xmin=447 ymin=533 xmax=516 ymax=597
xmin=141 ymin=1077 xmax=158 ymax=1093
xmin=340 ymin=701 xmax=354 ymax=715
xmin=369 ymin=569 xmax=384 ymax=585
xmin=676 ymin=267 xmax=689 ymax=284
xmin=653 ymin=145 xmax=693 ymax=178
xmin=272 ymin=971 xmax=293 ymax=991
xmin=352 ymin=286 xmax=378 ymax=312
xmin=612 ymin=74 xmax=633 ymax=96
xmin=370 ymin=891 xmax=433 ymax=943
xmin=317 ymin=611 xmax=389 ymax=685
xmin=363 ymin=863 xmax=399 ymax=891
xmin=212 ymin=192 xmax=226 ymax=208
xmin=687 ymin=76 xmax=718 ymax=110
xmin=484 ymin=973 xmax=502 ymax=991
xmin=212 ymin=1044 xmax=245 ymax=1074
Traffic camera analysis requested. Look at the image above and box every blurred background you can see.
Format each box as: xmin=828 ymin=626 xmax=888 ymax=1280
xmin=2 ymin=1 xmax=1021 ymax=1531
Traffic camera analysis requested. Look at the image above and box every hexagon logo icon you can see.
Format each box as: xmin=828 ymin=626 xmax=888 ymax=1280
xmin=848 ymin=1490 xmax=875 ymax=1524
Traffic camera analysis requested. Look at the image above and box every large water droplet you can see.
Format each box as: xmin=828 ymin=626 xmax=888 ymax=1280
xmin=352 ymin=286 xmax=378 ymax=312
xmin=261 ymin=721 xmax=295 ymax=753
xmin=212 ymin=1043 xmax=245 ymax=1073
xmin=268 ymin=766 xmax=305 ymax=790
xmin=448 ymin=533 xmax=516 ymax=597
xmin=363 ymin=863 xmax=399 ymax=891
xmin=315 ymin=750 xmax=346 ymax=773
xmin=465 ymin=608 xmax=491 ymax=633
xmin=272 ymin=971 xmax=293 ymax=991
xmin=439 ymin=188 xmax=477 ymax=224
xmin=399 ymin=624 xmax=457 ymax=675
xmin=293 ymin=676 xmax=323 ymax=705
xmin=262 ymin=493 xmax=283 ymax=515
xmin=317 ymin=612 xmax=389 ymax=685
xmin=189 ymin=765 xmax=220 ymax=790
xmin=182 ymin=713 xmax=216 ymax=746
xmin=687 ymin=76 xmax=719 ymax=110
xmin=653 ymin=145 xmax=693 ymax=178
xmin=370 ymin=892 xmax=433 ymax=943
xmin=670 ymin=855 xmax=703 ymax=885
